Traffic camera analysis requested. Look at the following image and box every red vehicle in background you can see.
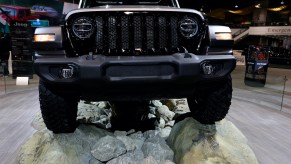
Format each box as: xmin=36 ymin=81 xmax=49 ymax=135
xmin=0 ymin=5 xmax=39 ymax=23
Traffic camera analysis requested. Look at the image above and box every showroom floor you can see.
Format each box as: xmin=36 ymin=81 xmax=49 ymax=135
xmin=0 ymin=65 xmax=291 ymax=164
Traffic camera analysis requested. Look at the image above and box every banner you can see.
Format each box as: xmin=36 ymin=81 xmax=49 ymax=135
xmin=244 ymin=46 xmax=269 ymax=87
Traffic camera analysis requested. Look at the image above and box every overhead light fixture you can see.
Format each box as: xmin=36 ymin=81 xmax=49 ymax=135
xmin=268 ymin=5 xmax=287 ymax=12
xmin=200 ymin=5 xmax=204 ymax=12
xmin=281 ymin=0 xmax=284 ymax=5
xmin=235 ymin=4 xmax=238 ymax=8
xmin=255 ymin=3 xmax=261 ymax=8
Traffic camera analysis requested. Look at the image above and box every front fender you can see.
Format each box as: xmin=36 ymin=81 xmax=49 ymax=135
xmin=33 ymin=26 xmax=65 ymax=58
xmin=208 ymin=25 xmax=233 ymax=55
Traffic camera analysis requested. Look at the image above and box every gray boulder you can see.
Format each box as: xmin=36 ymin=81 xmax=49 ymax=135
xmin=91 ymin=136 xmax=127 ymax=162
xmin=160 ymin=99 xmax=176 ymax=111
xmin=18 ymin=125 xmax=109 ymax=164
xmin=159 ymin=117 xmax=166 ymax=128
xmin=93 ymin=118 xmax=109 ymax=129
xmin=129 ymin=131 xmax=144 ymax=140
xmin=107 ymin=149 xmax=144 ymax=164
xmin=151 ymin=100 xmax=163 ymax=107
xmin=96 ymin=101 xmax=109 ymax=109
xmin=165 ymin=120 xmax=175 ymax=127
xmin=143 ymin=130 xmax=159 ymax=140
xmin=114 ymin=130 xmax=127 ymax=137
xmin=141 ymin=134 xmax=174 ymax=162
xmin=167 ymin=117 xmax=258 ymax=164
xmin=31 ymin=112 xmax=46 ymax=131
xmin=77 ymin=101 xmax=102 ymax=123
xmin=149 ymin=106 xmax=156 ymax=115
xmin=129 ymin=131 xmax=145 ymax=150
xmin=157 ymin=105 xmax=175 ymax=122
xmin=141 ymin=141 xmax=174 ymax=162
xmin=159 ymin=127 xmax=172 ymax=139
xmin=117 ymin=135 xmax=137 ymax=151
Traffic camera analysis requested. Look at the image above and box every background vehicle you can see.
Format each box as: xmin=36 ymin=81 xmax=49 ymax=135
xmin=30 ymin=5 xmax=62 ymax=25
xmin=269 ymin=47 xmax=291 ymax=65
xmin=33 ymin=0 xmax=236 ymax=133
xmin=0 ymin=5 xmax=38 ymax=23
xmin=31 ymin=5 xmax=59 ymax=18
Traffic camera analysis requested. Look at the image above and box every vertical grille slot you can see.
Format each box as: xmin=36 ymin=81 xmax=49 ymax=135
xmin=95 ymin=16 xmax=103 ymax=50
xmin=121 ymin=16 xmax=130 ymax=51
xmin=108 ymin=16 xmax=117 ymax=50
xmin=170 ymin=16 xmax=178 ymax=49
xmin=146 ymin=16 xmax=155 ymax=52
xmin=158 ymin=16 xmax=167 ymax=50
xmin=133 ymin=16 xmax=142 ymax=51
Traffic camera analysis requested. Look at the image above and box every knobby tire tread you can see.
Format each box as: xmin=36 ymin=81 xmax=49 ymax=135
xmin=39 ymin=81 xmax=78 ymax=133
xmin=187 ymin=75 xmax=233 ymax=124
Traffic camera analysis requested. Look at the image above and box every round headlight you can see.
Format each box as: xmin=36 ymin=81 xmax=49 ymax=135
xmin=179 ymin=18 xmax=198 ymax=38
xmin=72 ymin=17 xmax=94 ymax=39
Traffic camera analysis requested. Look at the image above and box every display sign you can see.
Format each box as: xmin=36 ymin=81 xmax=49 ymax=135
xmin=10 ymin=21 xmax=34 ymax=78
xmin=249 ymin=26 xmax=291 ymax=36
xmin=28 ymin=20 xmax=49 ymax=27
xmin=244 ymin=46 xmax=269 ymax=87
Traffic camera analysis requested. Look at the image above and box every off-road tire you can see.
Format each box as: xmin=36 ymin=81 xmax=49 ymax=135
xmin=39 ymin=80 xmax=79 ymax=133
xmin=187 ymin=75 xmax=232 ymax=124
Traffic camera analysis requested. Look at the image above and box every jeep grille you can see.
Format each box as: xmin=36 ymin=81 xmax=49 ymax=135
xmin=66 ymin=12 xmax=206 ymax=56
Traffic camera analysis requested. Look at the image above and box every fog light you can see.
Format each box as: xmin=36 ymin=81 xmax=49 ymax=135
xmin=60 ymin=66 xmax=74 ymax=79
xmin=202 ymin=62 xmax=215 ymax=75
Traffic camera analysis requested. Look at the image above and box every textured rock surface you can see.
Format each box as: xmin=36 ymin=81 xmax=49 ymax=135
xmin=142 ymin=133 xmax=174 ymax=162
xmin=20 ymin=100 xmax=258 ymax=164
xmin=91 ymin=136 xmax=127 ymax=162
xmin=31 ymin=112 xmax=46 ymax=131
xmin=18 ymin=125 xmax=111 ymax=164
xmin=167 ymin=117 xmax=259 ymax=164
xmin=18 ymin=127 xmax=174 ymax=164
xmin=77 ymin=101 xmax=112 ymax=128
xmin=116 ymin=135 xmax=136 ymax=151
xmin=157 ymin=105 xmax=175 ymax=122
xmin=151 ymin=100 xmax=163 ymax=108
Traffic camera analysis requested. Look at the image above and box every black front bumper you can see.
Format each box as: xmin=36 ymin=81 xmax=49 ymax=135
xmin=34 ymin=53 xmax=236 ymax=100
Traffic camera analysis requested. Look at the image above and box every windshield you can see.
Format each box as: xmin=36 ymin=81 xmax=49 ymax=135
xmin=80 ymin=0 xmax=178 ymax=8
xmin=0 ymin=7 xmax=17 ymax=17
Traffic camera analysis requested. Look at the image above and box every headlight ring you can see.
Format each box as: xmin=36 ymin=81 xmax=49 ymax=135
xmin=179 ymin=17 xmax=198 ymax=38
xmin=72 ymin=17 xmax=94 ymax=39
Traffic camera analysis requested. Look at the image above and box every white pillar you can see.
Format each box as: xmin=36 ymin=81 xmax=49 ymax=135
xmin=8 ymin=51 xmax=12 ymax=74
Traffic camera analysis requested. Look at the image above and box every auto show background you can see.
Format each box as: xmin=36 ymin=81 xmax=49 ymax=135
xmin=0 ymin=0 xmax=79 ymax=82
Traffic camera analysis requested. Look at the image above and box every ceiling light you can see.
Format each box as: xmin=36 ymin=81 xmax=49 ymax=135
xmin=255 ymin=3 xmax=261 ymax=8
xmin=268 ymin=6 xmax=287 ymax=12
xmin=281 ymin=0 xmax=284 ymax=5
xmin=235 ymin=4 xmax=238 ymax=8
xmin=200 ymin=5 xmax=204 ymax=12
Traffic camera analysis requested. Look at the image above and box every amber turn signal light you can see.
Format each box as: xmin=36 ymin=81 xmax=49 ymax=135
xmin=34 ymin=34 xmax=55 ymax=42
xmin=215 ymin=32 xmax=232 ymax=40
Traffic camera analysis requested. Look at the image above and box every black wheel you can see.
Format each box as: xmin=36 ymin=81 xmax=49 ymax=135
xmin=187 ymin=75 xmax=232 ymax=124
xmin=39 ymin=80 xmax=79 ymax=133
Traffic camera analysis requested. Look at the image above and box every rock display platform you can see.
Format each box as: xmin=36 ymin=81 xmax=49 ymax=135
xmin=167 ymin=118 xmax=258 ymax=164
xmin=18 ymin=100 xmax=258 ymax=164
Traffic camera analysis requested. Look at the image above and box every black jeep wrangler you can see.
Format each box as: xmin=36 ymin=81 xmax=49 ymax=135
xmin=33 ymin=0 xmax=236 ymax=133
